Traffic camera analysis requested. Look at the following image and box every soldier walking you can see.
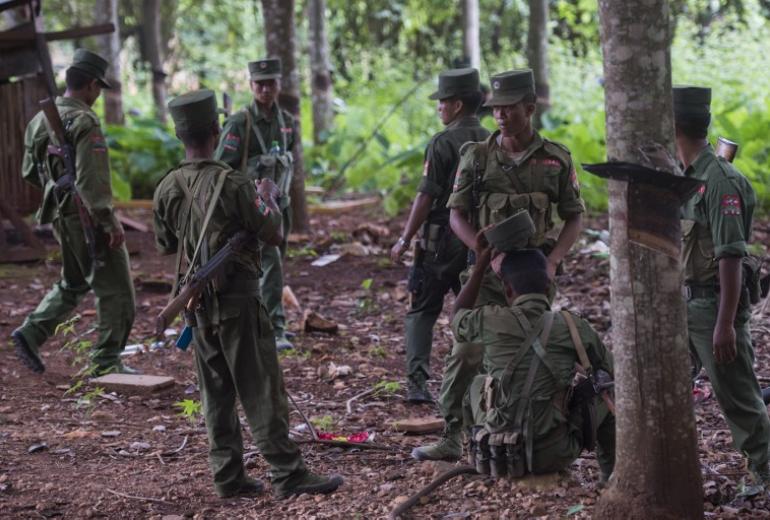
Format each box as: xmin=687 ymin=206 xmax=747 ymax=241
xmin=153 ymin=89 xmax=342 ymax=498
xmin=413 ymin=69 xmax=585 ymax=461
xmin=12 ymin=49 xmax=136 ymax=376
xmin=390 ymin=68 xmax=489 ymax=404
xmin=214 ymin=58 xmax=295 ymax=350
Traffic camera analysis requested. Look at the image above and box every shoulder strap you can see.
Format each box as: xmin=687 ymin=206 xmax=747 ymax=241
xmin=240 ymin=109 xmax=252 ymax=175
xmin=561 ymin=310 xmax=592 ymax=372
xmin=182 ymin=168 xmax=229 ymax=283
xmin=277 ymin=108 xmax=287 ymax=151
xmin=169 ymin=170 xmax=196 ymax=299
xmin=499 ymin=307 xmax=543 ymax=389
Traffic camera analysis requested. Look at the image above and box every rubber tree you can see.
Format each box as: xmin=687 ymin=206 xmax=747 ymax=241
xmin=308 ymin=0 xmax=334 ymax=145
xmin=261 ymin=0 xmax=308 ymax=232
xmin=462 ymin=0 xmax=480 ymax=69
xmin=95 ymin=0 xmax=124 ymax=125
xmin=141 ymin=0 xmax=167 ymax=123
xmin=594 ymin=1 xmax=703 ymax=518
xmin=527 ymin=0 xmax=549 ymax=128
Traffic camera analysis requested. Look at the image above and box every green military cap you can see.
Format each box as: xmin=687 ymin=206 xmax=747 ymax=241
xmin=484 ymin=69 xmax=535 ymax=107
xmin=248 ymin=58 xmax=282 ymax=81
xmin=484 ymin=209 xmax=535 ymax=252
xmin=168 ymin=89 xmax=222 ymax=133
xmin=428 ymin=68 xmax=480 ymax=100
xmin=69 ymin=48 xmax=111 ymax=89
xmin=672 ymin=85 xmax=711 ymax=117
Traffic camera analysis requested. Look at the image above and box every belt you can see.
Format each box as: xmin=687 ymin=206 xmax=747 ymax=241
xmin=683 ymin=284 xmax=717 ymax=301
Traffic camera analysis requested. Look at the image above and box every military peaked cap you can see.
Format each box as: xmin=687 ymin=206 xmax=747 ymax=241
xmin=484 ymin=209 xmax=535 ymax=252
xmin=69 ymin=48 xmax=111 ymax=89
xmin=428 ymin=68 xmax=480 ymax=100
xmin=168 ymin=89 xmax=222 ymax=133
xmin=249 ymin=58 xmax=282 ymax=81
xmin=485 ymin=69 xmax=535 ymax=107
xmin=673 ymin=85 xmax=711 ymax=117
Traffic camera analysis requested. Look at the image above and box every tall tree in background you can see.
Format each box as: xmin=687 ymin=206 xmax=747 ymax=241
xmin=527 ymin=0 xmax=549 ymax=128
xmin=309 ymin=0 xmax=334 ymax=145
xmin=261 ymin=0 xmax=307 ymax=231
xmin=141 ymin=0 xmax=167 ymax=123
xmin=462 ymin=0 xmax=480 ymax=69
xmin=594 ymin=1 xmax=703 ymax=518
xmin=96 ymin=0 xmax=124 ymax=125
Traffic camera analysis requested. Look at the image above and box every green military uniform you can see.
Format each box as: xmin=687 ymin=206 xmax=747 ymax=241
xmin=13 ymin=49 xmax=135 ymax=374
xmin=154 ymin=90 xmax=315 ymax=497
xmin=405 ymin=68 xmax=490 ymax=397
xmin=214 ymin=58 xmax=295 ymax=347
xmin=677 ymin=87 xmax=770 ymax=479
xmin=438 ymin=70 xmax=585 ymax=440
xmin=455 ymin=294 xmax=615 ymax=478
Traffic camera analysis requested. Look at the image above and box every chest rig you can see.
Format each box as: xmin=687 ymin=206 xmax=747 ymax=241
xmin=240 ymin=107 xmax=293 ymax=210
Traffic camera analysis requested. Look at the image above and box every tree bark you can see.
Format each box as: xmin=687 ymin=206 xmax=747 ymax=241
xmin=95 ymin=0 xmax=124 ymax=125
xmin=594 ymin=1 xmax=703 ymax=519
xmin=527 ymin=0 xmax=549 ymax=128
xmin=308 ymin=0 xmax=334 ymax=145
xmin=141 ymin=0 xmax=167 ymax=123
xmin=462 ymin=0 xmax=480 ymax=69
xmin=261 ymin=0 xmax=307 ymax=232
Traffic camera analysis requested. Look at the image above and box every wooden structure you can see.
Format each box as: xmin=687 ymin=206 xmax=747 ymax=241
xmin=0 ymin=0 xmax=113 ymax=262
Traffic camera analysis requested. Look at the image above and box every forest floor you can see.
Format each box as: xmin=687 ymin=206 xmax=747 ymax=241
xmin=1 ymin=200 xmax=770 ymax=519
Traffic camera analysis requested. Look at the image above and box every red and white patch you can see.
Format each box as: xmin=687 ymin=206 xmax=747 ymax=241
xmin=452 ymin=168 xmax=463 ymax=191
xmin=225 ymin=133 xmax=240 ymax=143
xmin=90 ymin=134 xmax=107 ymax=152
xmin=569 ymin=167 xmax=579 ymax=191
xmin=697 ymin=184 xmax=706 ymax=196
xmin=280 ymin=127 xmax=293 ymax=134
xmin=422 ymin=160 xmax=430 ymax=176
xmin=256 ymin=198 xmax=271 ymax=216
xmin=721 ymin=194 xmax=741 ymax=216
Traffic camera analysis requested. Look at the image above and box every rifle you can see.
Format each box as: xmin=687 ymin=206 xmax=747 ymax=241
xmin=222 ymin=92 xmax=232 ymax=119
xmin=40 ymin=97 xmax=100 ymax=264
xmin=407 ymin=239 xmax=426 ymax=295
xmin=155 ymin=230 xmax=253 ymax=337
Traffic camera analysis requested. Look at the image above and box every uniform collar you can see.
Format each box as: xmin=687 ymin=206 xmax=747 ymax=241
xmin=178 ymin=158 xmax=220 ymax=169
xmin=250 ymin=100 xmax=278 ymax=122
xmin=492 ymin=130 xmax=544 ymax=166
xmin=684 ymin=145 xmax=715 ymax=179
xmin=511 ymin=293 xmax=551 ymax=310
xmin=56 ymin=95 xmax=93 ymax=112
xmin=448 ymin=115 xmax=481 ymax=130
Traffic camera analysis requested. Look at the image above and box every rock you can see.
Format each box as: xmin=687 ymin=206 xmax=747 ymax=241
xmin=390 ymin=495 xmax=409 ymax=508
xmin=161 ymin=516 xmax=185 ymax=520
xmin=64 ymin=429 xmax=95 ymax=440
xmin=90 ymin=410 xmax=113 ymax=422
xmin=101 ymin=430 xmax=121 ymax=438
xmin=28 ymin=442 xmax=48 ymax=453
xmin=153 ymin=425 xmax=167 ymax=433
xmin=391 ymin=416 xmax=444 ymax=434
xmin=130 ymin=441 xmax=151 ymax=451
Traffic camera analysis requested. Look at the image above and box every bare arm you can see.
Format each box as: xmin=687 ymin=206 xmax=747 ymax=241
xmin=452 ymin=232 xmax=491 ymax=318
xmin=256 ymin=179 xmax=283 ymax=246
xmin=450 ymin=208 xmax=478 ymax=251
xmin=713 ymin=257 xmax=741 ymax=364
xmin=546 ymin=212 xmax=582 ymax=278
xmin=390 ymin=192 xmax=433 ymax=262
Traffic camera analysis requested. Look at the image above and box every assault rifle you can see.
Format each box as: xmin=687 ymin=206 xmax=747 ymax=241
xmin=155 ymin=230 xmax=252 ymax=337
xmin=40 ymin=97 xmax=100 ymax=264
xmin=407 ymin=239 xmax=426 ymax=295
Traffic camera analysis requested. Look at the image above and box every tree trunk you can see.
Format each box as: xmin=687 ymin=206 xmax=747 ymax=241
xmin=142 ymin=0 xmax=167 ymax=123
xmin=261 ymin=0 xmax=307 ymax=232
xmin=462 ymin=0 xmax=480 ymax=69
xmin=527 ymin=0 xmax=549 ymax=128
xmin=308 ymin=0 xmax=334 ymax=145
xmin=95 ymin=0 xmax=124 ymax=125
xmin=594 ymin=1 xmax=703 ymax=519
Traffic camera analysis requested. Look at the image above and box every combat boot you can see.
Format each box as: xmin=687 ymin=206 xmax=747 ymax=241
xmin=275 ymin=332 xmax=294 ymax=351
xmin=217 ymin=476 xmax=265 ymax=498
xmin=279 ymin=472 xmax=344 ymax=498
xmin=739 ymin=464 xmax=770 ymax=497
xmin=406 ymin=379 xmax=434 ymax=404
xmin=411 ymin=430 xmax=462 ymax=461
xmin=11 ymin=330 xmax=44 ymax=373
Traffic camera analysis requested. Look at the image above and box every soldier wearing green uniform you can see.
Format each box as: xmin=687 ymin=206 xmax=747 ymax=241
xmin=675 ymin=86 xmax=770 ymax=493
xmin=390 ymin=68 xmax=490 ymax=404
xmin=455 ymin=246 xmax=615 ymax=481
xmin=414 ymin=69 xmax=584 ymax=461
xmin=153 ymin=90 xmax=342 ymax=498
xmin=214 ymin=58 xmax=295 ymax=350
xmin=12 ymin=49 xmax=136 ymax=375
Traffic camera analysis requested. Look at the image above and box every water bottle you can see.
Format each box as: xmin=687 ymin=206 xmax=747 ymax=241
xmin=269 ymin=140 xmax=281 ymax=156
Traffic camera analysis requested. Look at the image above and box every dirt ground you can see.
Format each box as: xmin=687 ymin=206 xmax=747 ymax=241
xmin=1 ymin=203 xmax=770 ymax=519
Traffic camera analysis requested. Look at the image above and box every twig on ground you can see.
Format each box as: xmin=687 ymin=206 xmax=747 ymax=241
xmin=105 ymin=488 xmax=171 ymax=505
xmin=346 ymin=388 xmax=375 ymax=415
xmin=288 ymin=392 xmax=319 ymax=441
xmin=389 ymin=465 xmax=478 ymax=519
xmin=296 ymin=438 xmax=396 ymax=451
xmin=160 ymin=435 xmax=188 ymax=457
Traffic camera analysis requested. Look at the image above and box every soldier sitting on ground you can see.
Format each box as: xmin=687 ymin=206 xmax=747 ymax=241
xmin=452 ymin=241 xmax=615 ymax=482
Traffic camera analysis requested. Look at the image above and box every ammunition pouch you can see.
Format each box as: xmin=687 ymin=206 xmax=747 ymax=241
xmin=743 ymin=255 xmax=764 ymax=305
xmin=421 ymin=221 xmax=452 ymax=261
xmin=468 ymin=426 xmax=526 ymax=479
xmin=568 ymin=372 xmax=598 ymax=452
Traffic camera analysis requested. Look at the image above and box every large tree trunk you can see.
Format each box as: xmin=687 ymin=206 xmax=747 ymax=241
xmin=308 ymin=0 xmax=334 ymax=145
xmin=527 ymin=0 xmax=549 ymax=128
xmin=462 ymin=0 xmax=480 ymax=69
xmin=594 ymin=1 xmax=703 ymax=519
xmin=95 ymin=0 xmax=124 ymax=125
xmin=142 ymin=0 xmax=167 ymax=123
xmin=261 ymin=0 xmax=307 ymax=232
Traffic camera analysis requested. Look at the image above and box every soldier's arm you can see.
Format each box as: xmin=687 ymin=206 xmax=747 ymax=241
xmin=73 ymin=119 xmax=120 ymax=234
xmin=230 ymin=176 xmax=282 ymax=246
xmin=151 ymin=179 xmax=180 ymax=256
xmin=549 ymin=156 xmax=585 ymax=274
xmin=452 ymin=235 xmax=491 ymax=317
xmin=448 ymin=147 xmax=479 ymax=250
xmin=21 ymin=121 xmax=43 ymax=188
xmin=214 ymin=115 xmax=245 ymax=170
xmin=579 ymin=321 xmax=614 ymax=376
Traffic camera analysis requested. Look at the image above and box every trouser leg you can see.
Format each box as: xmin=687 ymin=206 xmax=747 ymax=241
xmin=438 ymin=340 xmax=484 ymax=433
xmin=259 ymin=208 xmax=290 ymax=336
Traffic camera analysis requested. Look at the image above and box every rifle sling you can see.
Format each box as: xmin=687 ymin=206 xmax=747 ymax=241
xmin=240 ymin=108 xmax=251 ymax=175
xmin=183 ymin=169 xmax=228 ymax=283
xmin=561 ymin=311 xmax=592 ymax=373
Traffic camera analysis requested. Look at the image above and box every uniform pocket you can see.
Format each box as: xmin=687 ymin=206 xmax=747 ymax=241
xmin=529 ymin=192 xmax=551 ymax=243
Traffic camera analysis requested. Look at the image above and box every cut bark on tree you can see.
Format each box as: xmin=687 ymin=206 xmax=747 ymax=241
xmin=95 ymin=0 xmax=124 ymax=125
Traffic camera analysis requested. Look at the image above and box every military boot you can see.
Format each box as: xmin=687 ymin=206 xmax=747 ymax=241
xmin=738 ymin=464 xmax=770 ymax=497
xmin=275 ymin=332 xmax=294 ymax=351
xmin=411 ymin=429 xmax=462 ymax=461
xmin=406 ymin=379 xmax=434 ymax=404
xmin=217 ymin=476 xmax=265 ymax=498
xmin=11 ymin=330 xmax=44 ymax=373
xmin=279 ymin=472 xmax=344 ymax=498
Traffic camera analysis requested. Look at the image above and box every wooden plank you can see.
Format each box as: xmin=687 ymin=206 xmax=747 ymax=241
xmin=90 ymin=374 xmax=175 ymax=394
xmin=308 ymin=196 xmax=381 ymax=215
xmin=391 ymin=417 xmax=444 ymax=434
xmin=116 ymin=211 xmax=149 ymax=233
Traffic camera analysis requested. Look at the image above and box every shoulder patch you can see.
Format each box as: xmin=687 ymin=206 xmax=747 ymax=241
xmin=542 ymin=139 xmax=572 ymax=168
xmin=721 ymin=194 xmax=742 ymax=216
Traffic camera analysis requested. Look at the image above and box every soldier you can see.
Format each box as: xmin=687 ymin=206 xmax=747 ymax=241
xmin=456 ymin=245 xmax=614 ymax=482
xmin=153 ymin=89 xmax=342 ymax=498
xmin=12 ymin=49 xmax=136 ymax=375
xmin=413 ymin=69 xmax=584 ymax=461
xmin=390 ymin=68 xmax=490 ymax=404
xmin=214 ymin=58 xmax=295 ymax=350
xmin=675 ymin=86 xmax=770 ymax=494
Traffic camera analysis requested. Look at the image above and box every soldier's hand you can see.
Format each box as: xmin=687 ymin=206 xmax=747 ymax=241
xmin=491 ymin=250 xmax=506 ymax=275
xmin=390 ymin=239 xmax=408 ymax=263
xmin=256 ymin=178 xmax=280 ymax=202
xmin=546 ymin=257 xmax=558 ymax=280
xmin=108 ymin=224 xmax=125 ymax=249
xmin=713 ymin=323 xmax=737 ymax=364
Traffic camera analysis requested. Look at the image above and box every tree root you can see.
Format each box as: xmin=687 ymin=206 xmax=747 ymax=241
xmin=389 ymin=465 xmax=477 ymax=519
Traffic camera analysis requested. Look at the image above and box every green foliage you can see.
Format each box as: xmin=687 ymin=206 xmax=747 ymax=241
xmin=310 ymin=415 xmax=336 ymax=431
xmin=372 ymin=380 xmax=402 ymax=396
xmin=174 ymin=399 xmax=202 ymax=423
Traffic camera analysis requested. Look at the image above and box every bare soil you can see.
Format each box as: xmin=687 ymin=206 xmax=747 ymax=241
xmin=1 ymin=204 xmax=769 ymax=519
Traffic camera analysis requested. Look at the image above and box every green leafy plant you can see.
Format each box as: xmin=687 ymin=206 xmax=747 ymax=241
xmin=368 ymin=345 xmax=387 ymax=359
xmin=174 ymin=399 xmax=203 ymax=423
xmin=372 ymin=380 xmax=402 ymax=396
xmin=310 ymin=415 xmax=335 ymax=431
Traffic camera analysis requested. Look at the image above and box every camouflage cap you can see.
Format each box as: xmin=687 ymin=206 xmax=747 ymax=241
xmin=249 ymin=58 xmax=282 ymax=81
xmin=69 ymin=48 xmax=111 ymax=89
xmin=168 ymin=89 xmax=223 ymax=133
xmin=484 ymin=209 xmax=535 ymax=252
xmin=673 ymin=85 xmax=711 ymax=117
xmin=484 ymin=69 xmax=535 ymax=107
xmin=428 ymin=68 xmax=480 ymax=100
